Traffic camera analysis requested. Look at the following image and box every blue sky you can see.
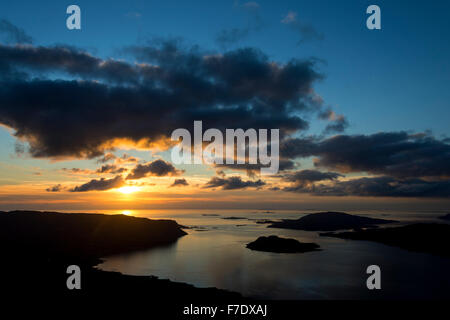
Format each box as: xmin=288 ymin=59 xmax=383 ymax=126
xmin=1 ymin=0 xmax=449 ymax=138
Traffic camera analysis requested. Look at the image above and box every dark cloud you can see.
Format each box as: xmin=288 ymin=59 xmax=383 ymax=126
xmin=96 ymin=164 xmax=127 ymax=174
xmin=70 ymin=175 xmax=125 ymax=192
xmin=97 ymin=153 xmax=139 ymax=164
xmin=203 ymin=176 xmax=265 ymax=190
xmin=97 ymin=153 xmax=117 ymax=163
xmin=0 ymin=44 xmax=139 ymax=83
xmin=281 ymin=132 xmax=450 ymax=179
xmin=285 ymin=176 xmax=450 ymax=198
xmin=272 ymin=132 xmax=450 ymax=197
xmin=117 ymin=154 xmax=139 ymax=164
xmin=323 ymin=116 xmax=349 ymax=134
xmin=46 ymin=184 xmax=64 ymax=192
xmin=319 ymin=109 xmax=349 ymax=134
xmin=126 ymin=160 xmax=183 ymax=180
xmin=216 ymin=170 xmax=226 ymax=177
xmin=281 ymin=12 xmax=324 ymax=44
xmin=0 ymin=40 xmax=332 ymax=159
xmin=275 ymin=132 xmax=450 ymax=198
xmin=170 ymin=178 xmax=189 ymax=187
xmin=0 ymin=19 xmax=33 ymax=44
xmin=214 ymin=158 xmax=296 ymax=177
xmin=280 ymin=169 xmax=343 ymax=192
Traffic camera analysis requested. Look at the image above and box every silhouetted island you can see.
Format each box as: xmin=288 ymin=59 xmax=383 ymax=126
xmin=246 ymin=235 xmax=320 ymax=253
xmin=0 ymin=210 xmax=242 ymax=303
xmin=439 ymin=213 xmax=450 ymax=221
xmin=321 ymin=223 xmax=450 ymax=257
xmin=252 ymin=219 xmax=277 ymax=224
xmin=268 ymin=211 xmax=396 ymax=231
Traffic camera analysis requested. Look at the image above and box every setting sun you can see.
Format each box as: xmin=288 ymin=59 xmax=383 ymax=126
xmin=117 ymin=186 xmax=141 ymax=194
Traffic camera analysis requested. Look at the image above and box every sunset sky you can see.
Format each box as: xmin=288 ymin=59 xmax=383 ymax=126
xmin=0 ymin=0 xmax=449 ymax=211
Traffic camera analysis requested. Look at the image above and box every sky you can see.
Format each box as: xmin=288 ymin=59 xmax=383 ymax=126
xmin=0 ymin=0 xmax=449 ymax=211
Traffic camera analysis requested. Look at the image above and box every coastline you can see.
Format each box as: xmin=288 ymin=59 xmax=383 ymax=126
xmin=0 ymin=210 xmax=243 ymax=301
xmin=3 ymin=209 xmax=450 ymax=302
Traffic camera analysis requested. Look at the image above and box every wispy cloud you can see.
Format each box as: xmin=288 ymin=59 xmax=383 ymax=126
xmin=216 ymin=2 xmax=263 ymax=48
xmin=0 ymin=19 xmax=33 ymax=44
xmin=281 ymin=11 xmax=324 ymax=44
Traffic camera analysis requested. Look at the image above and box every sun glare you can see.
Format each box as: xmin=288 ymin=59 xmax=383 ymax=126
xmin=117 ymin=186 xmax=141 ymax=194
xmin=121 ymin=210 xmax=132 ymax=215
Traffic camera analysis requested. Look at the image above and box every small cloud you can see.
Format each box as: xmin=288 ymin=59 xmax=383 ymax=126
xmin=323 ymin=116 xmax=349 ymax=134
xmin=62 ymin=168 xmax=93 ymax=175
xmin=14 ymin=142 xmax=25 ymax=155
xmin=97 ymin=153 xmax=139 ymax=164
xmin=319 ymin=109 xmax=349 ymax=134
xmin=97 ymin=153 xmax=117 ymax=163
xmin=96 ymin=164 xmax=127 ymax=174
xmin=70 ymin=175 xmax=125 ymax=192
xmin=126 ymin=159 xmax=183 ymax=180
xmin=203 ymin=176 xmax=265 ymax=190
xmin=170 ymin=178 xmax=189 ymax=187
xmin=117 ymin=153 xmax=139 ymax=164
xmin=216 ymin=170 xmax=226 ymax=177
xmin=46 ymin=184 xmax=64 ymax=192
xmin=281 ymin=11 xmax=297 ymax=24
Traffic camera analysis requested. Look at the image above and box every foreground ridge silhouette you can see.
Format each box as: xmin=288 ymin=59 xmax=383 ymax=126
xmin=0 ymin=210 xmax=242 ymax=303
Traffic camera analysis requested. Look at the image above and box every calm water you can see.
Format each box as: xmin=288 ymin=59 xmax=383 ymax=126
xmin=96 ymin=209 xmax=450 ymax=299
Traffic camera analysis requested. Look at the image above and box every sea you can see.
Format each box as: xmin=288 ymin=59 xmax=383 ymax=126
xmin=83 ymin=209 xmax=450 ymax=299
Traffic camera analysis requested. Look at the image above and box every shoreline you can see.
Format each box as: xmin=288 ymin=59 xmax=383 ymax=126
xmin=0 ymin=210 xmax=244 ymax=300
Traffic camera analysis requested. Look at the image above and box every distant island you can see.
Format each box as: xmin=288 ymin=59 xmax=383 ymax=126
xmin=268 ymin=211 xmax=396 ymax=231
xmin=0 ymin=210 xmax=242 ymax=302
xmin=252 ymin=219 xmax=277 ymax=224
xmin=321 ymin=223 xmax=450 ymax=257
xmin=439 ymin=213 xmax=450 ymax=221
xmin=246 ymin=235 xmax=320 ymax=253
